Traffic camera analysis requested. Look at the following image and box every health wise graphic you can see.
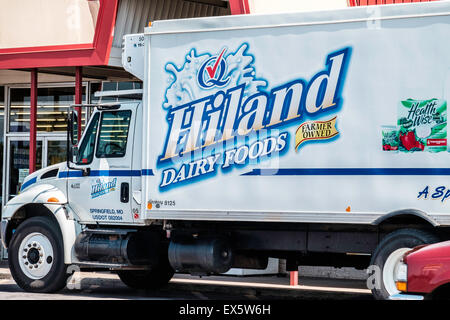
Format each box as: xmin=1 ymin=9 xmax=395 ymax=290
xmin=157 ymin=43 xmax=351 ymax=190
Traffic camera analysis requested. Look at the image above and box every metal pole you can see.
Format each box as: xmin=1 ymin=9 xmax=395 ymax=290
xmin=75 ymin=66 xmax=83 ymax=140
xmin=29 ymin=69 xmax=37 ymax=173
xmin=290 ymin=270 xmax=298 ymax=286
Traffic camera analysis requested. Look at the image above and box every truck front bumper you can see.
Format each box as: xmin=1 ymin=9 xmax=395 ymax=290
xmin=389 ymin=293 xmax=424 ymax=301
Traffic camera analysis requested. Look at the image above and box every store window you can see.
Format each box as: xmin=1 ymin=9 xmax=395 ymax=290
xmin=8 ymin=140 xmax=42 ymax=199
xmin=5 ymin=85 xmax=88 ymax=203
xmin=9 ymin=86 xmax=86 ymax=133
xmin=91 ymin=81 xmax=142 ymax=103
xmin=0 ymin=86 xmax=4 ymax=207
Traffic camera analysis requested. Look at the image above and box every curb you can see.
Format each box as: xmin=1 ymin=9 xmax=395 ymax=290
xmin=0 ymin=268 xmax=372 ymax=299
xmin=73 ymin=276 xmax=372 ymax=300
xmin=0 ymin=267 xmax=10 ymax=280
xmin=166 ymin=278 xmax=372 ymax=299
xmin=0 ymin=274 xmax=10 ymax=280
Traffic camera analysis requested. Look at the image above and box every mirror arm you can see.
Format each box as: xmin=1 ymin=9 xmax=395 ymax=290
xmin=82 ymin=168 xmax=91 ymax=177
xmin=66 ymin=107 xmax=90 ymax=176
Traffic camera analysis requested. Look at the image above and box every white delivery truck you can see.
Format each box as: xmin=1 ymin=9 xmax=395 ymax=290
xmin=2 ymin=1 xmax=450 ymax=300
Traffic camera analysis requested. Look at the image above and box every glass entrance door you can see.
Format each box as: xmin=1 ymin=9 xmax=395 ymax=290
xmin=6 ymin=137 xmax=66 ymax=201
xmin=3 ymin=84 xmax=86 ymax=207
xmin=46 ymin=138 xmax=66 ymax=167
xmin=7 ymin=139 xmax=43 ymax=200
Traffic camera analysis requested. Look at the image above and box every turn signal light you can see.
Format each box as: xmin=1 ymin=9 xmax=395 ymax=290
xmin=47 ymin=197 xmax=60 ymax=203
xmin=396 ymin=281 xmax=407 ymax=292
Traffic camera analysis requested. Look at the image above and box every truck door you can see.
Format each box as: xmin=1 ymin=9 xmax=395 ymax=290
xmin=67 ymin=107 xmax=136 ymax=224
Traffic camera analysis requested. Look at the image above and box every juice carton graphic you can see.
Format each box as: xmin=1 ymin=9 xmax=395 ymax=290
xmin=381 ymin=125 xmax=399 ymax=151
xmin=397 ymin=99 xmax=447 ymax=153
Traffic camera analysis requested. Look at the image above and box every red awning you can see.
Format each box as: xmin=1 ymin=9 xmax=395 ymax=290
xmin=0 ymin=0 xmax=118 ymax=69
xmin=349 ymin=0 xmax=438 ymax=6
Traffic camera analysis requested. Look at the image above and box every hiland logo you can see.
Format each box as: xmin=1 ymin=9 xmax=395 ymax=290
xmin=91 ymin=178 xmax=117 ymax=199
xmin=158 ymin=43 xmax=351 ymax=190
xmin=197 ymin=48 xmax=230 ymax=89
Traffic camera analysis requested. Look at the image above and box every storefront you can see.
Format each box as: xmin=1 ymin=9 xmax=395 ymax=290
xmin=1 ymin=80 xmax=147 ymax=204
xmin=4 ymin=83 xmax=85 ymax=204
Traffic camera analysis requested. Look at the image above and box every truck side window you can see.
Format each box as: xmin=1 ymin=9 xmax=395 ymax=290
xmin=96 ymin=110 xmax=132 ymax=158
xmin=76 ymin=112 xmax=100 ymax=165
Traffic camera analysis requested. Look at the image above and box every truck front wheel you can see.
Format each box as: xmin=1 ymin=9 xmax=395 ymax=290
xmin=8 ymin=216 xmax=68 ymax=293
xmin=369 ymin=228 xmax=438 ymax=300
xmin=117 ymin=260 xmax=174 ymax=290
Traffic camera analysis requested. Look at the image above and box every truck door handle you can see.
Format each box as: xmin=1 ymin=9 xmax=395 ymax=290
xmin=120 ymin=183 xmax=129 ymax=203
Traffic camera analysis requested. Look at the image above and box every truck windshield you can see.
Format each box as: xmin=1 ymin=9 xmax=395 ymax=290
xmin=76 ymin=112 xmax=100 ymax=165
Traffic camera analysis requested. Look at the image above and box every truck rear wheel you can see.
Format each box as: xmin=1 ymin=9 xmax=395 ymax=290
xmin=369 ymin=228 xmax=438 ymax=300
xmin=8 ymin=216 xmax=68 ymax=293
xmin=117 ymin=260 xmax=174 ymax=290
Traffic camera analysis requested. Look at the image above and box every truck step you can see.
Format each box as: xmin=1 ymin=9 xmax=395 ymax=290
xmin=75 ymin=261 xmax=151 ymax=270
xmin=82 ymin=229 xmax=136 ymax=235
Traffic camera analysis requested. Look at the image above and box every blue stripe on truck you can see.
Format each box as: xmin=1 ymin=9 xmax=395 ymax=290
xmin=20 ymin=177 xmax=37 ymax=191
xmin=241 ymin=168 xmax=450 ymax=176
xmin=27 ymin=168 xmax=448 ymax=191
xmin=21 ymin=170 xmax=155 ymax=191
xmin=58 ymin=170 xmax=145 ymax=178
xmin=141 ymin=169 xmax=154 ymax=176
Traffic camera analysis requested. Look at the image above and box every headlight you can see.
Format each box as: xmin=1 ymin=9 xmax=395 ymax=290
xmin=395 ymin=262 xmax=408 ymax=292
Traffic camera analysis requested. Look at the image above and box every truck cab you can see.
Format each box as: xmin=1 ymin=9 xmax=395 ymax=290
xmin=0 ymin=95 xmax=176 ymax=293
xmin=65 ymin=101 xmax=142 ymax=225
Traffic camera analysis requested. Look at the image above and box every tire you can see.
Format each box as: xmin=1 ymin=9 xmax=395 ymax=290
xmin=8 ymin=216 xmax=68 ymax=293
xmin=118 ymin=259 xmax=174 ymax=290
xmin=369 ymin=228 xmax=439 ymax=300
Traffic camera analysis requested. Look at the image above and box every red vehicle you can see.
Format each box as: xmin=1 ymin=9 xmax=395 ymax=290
xmin=390 ymin=241 xmax=450 ymax=300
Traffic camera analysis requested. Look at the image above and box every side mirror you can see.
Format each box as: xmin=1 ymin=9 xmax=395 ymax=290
xmin=70 ymin=111 xmax=79 ymax=145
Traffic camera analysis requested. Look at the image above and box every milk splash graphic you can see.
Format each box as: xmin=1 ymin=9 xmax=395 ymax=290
xmin=163 ymin=43 xmax=267 ymax=110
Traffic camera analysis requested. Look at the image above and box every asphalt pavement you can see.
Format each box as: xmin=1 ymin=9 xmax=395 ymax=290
xmin=0 ymin=264 xmax=373 ymax=300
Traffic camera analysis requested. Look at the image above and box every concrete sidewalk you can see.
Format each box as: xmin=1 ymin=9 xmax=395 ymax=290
xmin=0 ymin=263 xmax=9 ymax=280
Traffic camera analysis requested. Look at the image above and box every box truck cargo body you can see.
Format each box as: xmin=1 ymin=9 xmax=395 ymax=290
xmin=2 ymin=1 xmax=450 ymax=300
xmin=142 ymin=9 xmax=449 ymax=224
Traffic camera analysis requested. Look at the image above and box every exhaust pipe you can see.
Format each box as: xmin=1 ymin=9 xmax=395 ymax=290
xmin=168 ymin=238 xmax=233 ymax=274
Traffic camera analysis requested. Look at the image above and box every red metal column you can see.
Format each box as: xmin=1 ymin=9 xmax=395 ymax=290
xmin=75 ymin=66 xmax=83 ymax=140
xmin=29 ymin=69 xmax=38 ymax=173
xmin=229 ymin=0 xmax=250 ymax=14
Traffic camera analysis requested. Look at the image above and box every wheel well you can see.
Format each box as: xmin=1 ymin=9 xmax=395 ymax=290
xmin=4 ymin=203 xmax=59 ymax=248
xmin=373 ymin=213 xmax=443 ymax=247
xmin=376 ymin=213 xmax=437 ymax=232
